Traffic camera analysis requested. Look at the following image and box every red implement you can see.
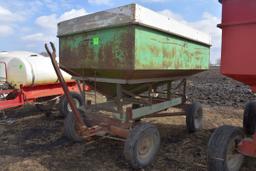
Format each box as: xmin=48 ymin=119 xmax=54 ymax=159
xmin=219 ymin=0 xmax=256 ymax=92
xmin=0 ymin=81 xmax=79 ymax=111
xmin=238 ymin=133 xmax=256 ymax=157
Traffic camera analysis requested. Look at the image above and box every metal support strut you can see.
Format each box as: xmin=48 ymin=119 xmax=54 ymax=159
xmin=45 ymin=42 xmax=87 ymax=129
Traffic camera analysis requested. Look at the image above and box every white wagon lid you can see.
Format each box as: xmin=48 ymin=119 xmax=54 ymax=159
xmin=0 ymin=51 xmax=44 ymax=58
xmin=58 ymin=4 xmax=211 ymax=46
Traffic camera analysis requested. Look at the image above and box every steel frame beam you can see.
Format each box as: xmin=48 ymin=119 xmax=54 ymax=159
xmin=131 ymin=97 xmax=182 ymax=119
xmin=73 ymin=76 xmax=186 ymax=84
xmin=83 ymin=79 xmax=187 ymax=122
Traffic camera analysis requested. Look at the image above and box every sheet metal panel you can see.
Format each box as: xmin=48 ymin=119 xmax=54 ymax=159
xmin=134 ymin=26 xmax=210 ymax=70
xmin=58 ymin=4 xmax=211 ymax=46
xmin=59 ymin=26 xmax=209 ymax=78
xmin=219 ymin=0 xmax=256 ymax=91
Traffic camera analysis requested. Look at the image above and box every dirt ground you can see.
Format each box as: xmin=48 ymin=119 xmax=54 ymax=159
xmin=0 ymin=67 xmax=256 ymax=171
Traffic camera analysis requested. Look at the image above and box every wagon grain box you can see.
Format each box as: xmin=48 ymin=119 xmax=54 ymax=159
xmin=56 ymin=4 xmax=211 ymax=169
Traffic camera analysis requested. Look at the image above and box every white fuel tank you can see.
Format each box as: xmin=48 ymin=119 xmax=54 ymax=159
xmin=0 ymin=51 xmax=72 ymax=88
xmin=0 ymin=51 xmax=34 ymax=82
xmin=7 ymin=56 xmax=72 ymax=88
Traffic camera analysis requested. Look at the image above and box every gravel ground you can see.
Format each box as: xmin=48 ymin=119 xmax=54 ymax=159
xmin=0 ymin=66 xmax=256 ymax=171
xmin=187 ymin=66 xmax=255 ymax=107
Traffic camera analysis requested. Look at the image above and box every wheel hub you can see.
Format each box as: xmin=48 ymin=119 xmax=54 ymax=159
xmin=194 ymin=115 xmax=202 ymax=129
xmin=67 ymin=99 xmax=80 ymax=112
xmin=226 ymin=136 xmax=244 ymax=170
xmin=137 ymin=134 xmax=154 ymax=160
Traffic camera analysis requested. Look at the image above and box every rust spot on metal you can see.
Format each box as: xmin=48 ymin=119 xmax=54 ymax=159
xmin=109 ymin=126 xmax=129 ymax=138
xmin=125 ymin=107 xmax=133 ymax=122
xmin=149 ymin=45 xmax=160 ymax=56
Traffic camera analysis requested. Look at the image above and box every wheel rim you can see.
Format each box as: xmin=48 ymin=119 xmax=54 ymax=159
xmin=67 ymin=99 xmax=80 ymax=112
xmin=194 ymin=116 xmax=202 ymax=129
xmin=137 ymin=132 xmax=155 ymax=161
xmin=194 ymin=109 xmax=202 ymax=129
xmin=226 ymin=135 xmax=244 ymax=171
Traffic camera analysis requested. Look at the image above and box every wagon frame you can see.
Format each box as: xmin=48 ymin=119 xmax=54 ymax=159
xmin=45 ymin=42 xmax=204 ymax=169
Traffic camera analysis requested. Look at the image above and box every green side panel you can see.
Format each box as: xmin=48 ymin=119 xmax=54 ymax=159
xmin=59 ymin=26 xmax=134 ymax=71
xmin=134 ymin=26 xmax=210 ymax=70
xmin=59 ymin=24 xmax=210 ymax=90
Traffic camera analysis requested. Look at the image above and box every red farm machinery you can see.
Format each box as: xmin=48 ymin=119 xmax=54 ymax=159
xmin=0 ymin=52 xmax=90 ymax=119
xmin=207 ymin=1 xmax=256 ymax=171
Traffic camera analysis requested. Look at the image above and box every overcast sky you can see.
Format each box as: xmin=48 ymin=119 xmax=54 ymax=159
xmin=0 ymin=0 xmax=221 ymax=64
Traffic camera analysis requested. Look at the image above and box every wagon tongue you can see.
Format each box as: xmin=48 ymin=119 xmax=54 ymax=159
xmin=45 ymin=42 xmax=98 ymax=139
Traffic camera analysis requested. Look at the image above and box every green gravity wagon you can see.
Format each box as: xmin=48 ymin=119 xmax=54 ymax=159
xmin=54 ymin=3 xmax=211 ymax=169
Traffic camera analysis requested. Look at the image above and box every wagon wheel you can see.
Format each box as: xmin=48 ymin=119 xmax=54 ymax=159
xmin=207 ymin=125 xmax=245 ymax=171
xmin=243 ymin=101 xmax=256 ymax=135
xmin=186 ymin=102 xmax=203 ymax=133
xmin=64 ymin=109 xmax=92 ymax=142
xmin=59 ymin=91 xmax=83 ymax=117
xmin=64 ymin=112 xmax=83 ymax=142
xmin=124 ymin=123 xmax=160 ymax=169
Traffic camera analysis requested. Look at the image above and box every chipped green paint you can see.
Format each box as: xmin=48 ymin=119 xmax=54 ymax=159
xmin=132 ymin=97 xmax=182 ymax=119
xmin=134 ymin=26 xmax=210 ymax=70
xmin=66 ymin=36 xmax=84 ymax=49
xmin=59 ymin=24 xmax=210 ymax=87
xmin=113 ymin=97 xmax=182 ymax=121
xmin=60 ymin=26 xmax=133 ymax=70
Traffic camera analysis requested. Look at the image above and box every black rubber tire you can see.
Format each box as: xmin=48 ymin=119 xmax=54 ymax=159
xmin=186 ymin=102 xmax=203 ymax=133
xmin=64 ymin=112 xmax=83 ymax=142
xmin=243 ymin=101 xmax=256 ymax=135
xmin=207 ymin=125 xmax=245 ymax=171
xmin=59 ymin=92 xmax=83 ymax=118
xmin=124 ymin=123 xmax=160 ymax=169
